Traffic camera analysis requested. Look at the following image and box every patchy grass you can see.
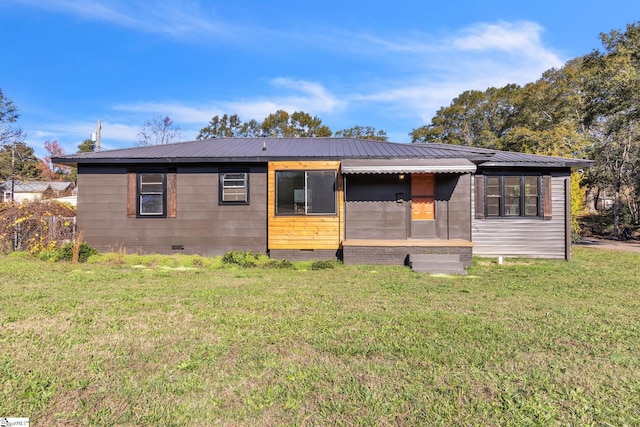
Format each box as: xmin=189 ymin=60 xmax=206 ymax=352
xmin=1 ymin=248 xmax=639 ymax=425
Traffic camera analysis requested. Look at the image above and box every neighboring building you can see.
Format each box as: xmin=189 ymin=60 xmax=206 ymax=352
xmin=52 ymin=138 xmax=591 ymax=272
xmin=0 ymin=180 xmax=74 ymax=204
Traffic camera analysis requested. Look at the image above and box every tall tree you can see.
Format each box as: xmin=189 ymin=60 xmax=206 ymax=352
xmin=583 ymin=23 xmax=640 ymax=236
xmin=334 ymin=125 xmax=388 ymax=141
xmin=0 ymin=88 xmax=24 ymax=147
xmin=137 ymin=116 xmax=182 ymax=146
xmin=198 ymin=110 xmax=333 ymax=139
xmin=0 ymin=142 xmax=40 ymax=181
xmin=410 ymin=85 xmax=520 ymax=148
xmin=197 ymin=114 xmax=262 ymax=139
xmin=261 ymin=110 xmax=332 ymax=137
xmin=77 ymin=138 xmax=96 ymax=153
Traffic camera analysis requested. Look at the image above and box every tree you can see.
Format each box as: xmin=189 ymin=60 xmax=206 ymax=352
xmin=197 ymin=110 xmax=333 ymax=139
xmin=0 ymin=88 xmax=24 ymax=147
xmin=583 ymin=23 xmax=640 ymax=236
xmin=334 ymin=125 xmax=388 ymax=141
xmin=503 ymin=58 xmax=592 ymax=157
xmin=36 ymin=140 xmax=72 ymax=181
xmin=0 ymin=142 xmax=40 ymax=181
xmin=137 ymin=116 xmax=182 ymax=146
xmin=410 ymin=85 xmax=520 ymax=148
xmin=261 ymin=110 xmax=332 ymax=137
xmin=197 ymin=114 xmax=262 ymax=139
xmin=77 ymin=138 xmax=96 ymax=153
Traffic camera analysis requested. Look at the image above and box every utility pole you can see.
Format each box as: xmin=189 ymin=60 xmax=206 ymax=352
xmin=97 ymin=119 xmax=101 ymax=152
xmin=10 ymin=141 xmax=15 ymax=203
xmin=91 ymin=120 xmax=102 ymax=152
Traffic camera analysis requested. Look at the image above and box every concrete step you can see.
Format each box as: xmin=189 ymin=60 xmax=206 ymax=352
xmin=410 ymin=253 xmax=461 ymax=263
xmin=409 ymin=254 xmax=467 ymax=275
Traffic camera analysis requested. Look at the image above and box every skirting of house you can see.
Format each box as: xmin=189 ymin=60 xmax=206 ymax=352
xmin=269 ymin=249 xmax=341 ymax=261
xmin=341 ymin=239 xmax=474 ymax=266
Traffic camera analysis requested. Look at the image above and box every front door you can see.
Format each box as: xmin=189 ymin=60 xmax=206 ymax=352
xmin=411 ymin=173 xmax=437 ymax=238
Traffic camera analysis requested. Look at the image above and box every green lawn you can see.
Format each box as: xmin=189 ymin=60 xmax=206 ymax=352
xmin=1 ymin=248 xmax=639 ymax=426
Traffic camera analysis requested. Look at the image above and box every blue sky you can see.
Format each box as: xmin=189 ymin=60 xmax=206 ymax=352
xmin=0 ymin=1 xmax=637 ymax=156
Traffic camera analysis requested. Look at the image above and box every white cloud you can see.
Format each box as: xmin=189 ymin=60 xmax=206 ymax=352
xmin=341 ymin=21 xmax=565 ymax=125
xmin=451 ymin=21 xmax=563 ymax=66
xmin=114 ymin=78 xmax=345 ymax=124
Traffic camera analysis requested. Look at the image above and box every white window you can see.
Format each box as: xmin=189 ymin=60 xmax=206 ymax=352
xmin=220 ymin=172 xmax=248 ymax=204
xmin=138 ymin=172 xmax=166 ymax=216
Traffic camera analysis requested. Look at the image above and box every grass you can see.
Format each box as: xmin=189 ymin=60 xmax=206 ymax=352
xmin=1 ymin=248 xmax=640 ymax=425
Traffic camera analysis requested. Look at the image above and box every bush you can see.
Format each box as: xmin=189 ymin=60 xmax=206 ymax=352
xmin=221 ymin=251 xmax=260 ymax=268
xmin=310 ymin=260 xmax=336 ymax=270
xmin=264 ymin=259 xmax=295 ymax=269
xmin=57 ymin=241 xmax=99 ymax=263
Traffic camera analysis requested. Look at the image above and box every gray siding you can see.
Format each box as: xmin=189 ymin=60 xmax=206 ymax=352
xmin=344 ymin=173 xmax=472 ymax=241
xmin=77 ymin=166 xmax=267 ymax=255
xmin=472 ymin=174 xmax=568 ymax=259
xmin=434 ymin=174 xmax=471 ymax=240
xmin=345 ymin=175 xmax=408 ymax=239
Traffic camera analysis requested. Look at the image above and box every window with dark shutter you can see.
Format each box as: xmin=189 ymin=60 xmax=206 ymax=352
xmin=482 ymin=174 xmax=543 ymax=218
xmin=542 ymin=175 xmax=553 ymax=220
xmin=474 ymin=175 xmax=485 ymax=219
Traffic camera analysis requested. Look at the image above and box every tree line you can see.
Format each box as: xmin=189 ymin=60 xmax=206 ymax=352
xmin=135 ymin=110 xmax=388 ymax=145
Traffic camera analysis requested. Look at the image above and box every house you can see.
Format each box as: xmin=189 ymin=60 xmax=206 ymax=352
xmin=1 ymin=180 xmax=75 ymax=204
xmin=52 ymin=138 xmax=591 ymax=272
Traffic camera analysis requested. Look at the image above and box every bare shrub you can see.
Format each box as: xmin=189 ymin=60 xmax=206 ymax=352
xmin=0 ymin=200 xmax=76 ymax=252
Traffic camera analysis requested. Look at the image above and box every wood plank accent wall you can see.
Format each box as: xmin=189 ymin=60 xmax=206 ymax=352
xmin=268 ymin=161 xmax=343 ymax=250
xmin=542 ymin=175 xmax=552 ymax=220
xmin=167 ymin=172 xmax=177 ymax=218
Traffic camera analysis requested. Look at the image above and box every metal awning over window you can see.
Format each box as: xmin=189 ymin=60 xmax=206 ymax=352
xmin=341 ymin=158 xmax=477 ymax=174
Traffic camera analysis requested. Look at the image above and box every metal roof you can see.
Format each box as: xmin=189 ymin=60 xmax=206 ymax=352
xmin=52 ymin=138 xmax=491 ymax=164
xmin=0 ymin=181 xmax=73 ymax=193
xmin=51 ymin=137 xmax=591 ymax=169
xmin=425 ymin=143 xmax=593 ymax=168
xmin=341 ymin=158 xmax=477 ymax=174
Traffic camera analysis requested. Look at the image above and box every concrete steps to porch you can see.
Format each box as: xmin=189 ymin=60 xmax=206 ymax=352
xmin=409 ymin=253 xmax=467 ymax=275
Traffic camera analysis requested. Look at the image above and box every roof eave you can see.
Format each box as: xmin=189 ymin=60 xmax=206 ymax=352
xmin=479 ymin=160 xmax=593 ymax=169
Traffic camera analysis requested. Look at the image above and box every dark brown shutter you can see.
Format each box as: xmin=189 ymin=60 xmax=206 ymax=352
xmin=543 ymin=175 xmax=552 ymax=220
xmin=127 ymin=172 xmax=136 ymax=218
xmin=167 ymin=172 xmax=177 ymax=218
xmin=474 ymin=174 xmax=485 ymax=219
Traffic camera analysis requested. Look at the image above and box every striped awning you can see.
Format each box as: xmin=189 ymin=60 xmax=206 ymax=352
xmin=341 ymin=158 xmax=477 ymax=174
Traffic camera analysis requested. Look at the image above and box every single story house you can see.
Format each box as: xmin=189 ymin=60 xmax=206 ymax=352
xmin=53 ymin=138 xmax=591 ymax=273
xmin=1 ymin=180 xmax=75 ymax=203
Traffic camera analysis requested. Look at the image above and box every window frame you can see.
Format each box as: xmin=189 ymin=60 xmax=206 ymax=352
xmin=137 ymin=171 xmax=167 ymax=218
xmin=219 ymin=171 xmax=250 ymax=205
xmin=484 ymin=174 xmax=541 ymax=218
xmin=275 ymin=170 xmax=337 ymax=216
